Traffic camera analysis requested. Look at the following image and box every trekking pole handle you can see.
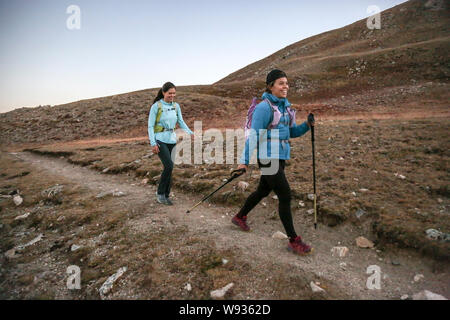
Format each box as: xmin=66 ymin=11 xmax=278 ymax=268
xmin=230 ymin=168 xmax=246 ymax=179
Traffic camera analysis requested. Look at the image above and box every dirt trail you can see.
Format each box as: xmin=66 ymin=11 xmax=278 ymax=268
xmin=12 ymin=152 xmax=450 ymax=300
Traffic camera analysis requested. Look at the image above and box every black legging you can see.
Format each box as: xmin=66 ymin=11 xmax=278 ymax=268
xmin=156 ymin=140 xmax=176 ymax=197
xmin=237 ymin=159 xmax=297 ymax=239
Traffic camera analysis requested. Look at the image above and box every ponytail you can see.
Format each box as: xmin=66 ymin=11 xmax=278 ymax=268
xmin=152 ymin=82 xmax=176 ymax=104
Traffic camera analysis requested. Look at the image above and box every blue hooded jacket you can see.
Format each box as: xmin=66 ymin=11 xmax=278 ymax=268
xmin=240 ymin=92 xmax=310 ymax=165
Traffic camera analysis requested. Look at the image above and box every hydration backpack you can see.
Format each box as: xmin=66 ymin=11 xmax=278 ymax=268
xmin=154 ymin=100 xmax=179 ymax=133
xmin=244 ymin=97 xmax=296 ymax=139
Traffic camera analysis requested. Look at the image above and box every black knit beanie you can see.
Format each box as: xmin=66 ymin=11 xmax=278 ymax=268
xmin=266 ymin=69 xmax=287 ymax=85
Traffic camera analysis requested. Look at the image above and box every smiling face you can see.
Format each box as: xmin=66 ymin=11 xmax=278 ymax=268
xmin=163 ymin=88 xmax=176 ymax=102
xmin=269 ymin=77 xmax=289 ymax=98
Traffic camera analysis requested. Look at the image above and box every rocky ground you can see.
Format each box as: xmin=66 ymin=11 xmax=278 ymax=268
xmin=0 ymin=150 xmax=448 ymax=300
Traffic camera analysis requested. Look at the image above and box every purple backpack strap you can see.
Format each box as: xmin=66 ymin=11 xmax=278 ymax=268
xmin=286 ymin=106 xmax=296 ymax=127
xmin=265 ymin=99 xmax=281 ymax=129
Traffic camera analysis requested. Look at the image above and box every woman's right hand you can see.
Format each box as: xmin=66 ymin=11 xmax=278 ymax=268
xmin=152 ymin=145 xmax=160 ymax=154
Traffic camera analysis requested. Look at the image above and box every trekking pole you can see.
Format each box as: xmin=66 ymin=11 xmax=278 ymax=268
xmin=186 ymin=168 xmax=246 ymax=214
xmin=308 ymin=113 xmax=318 ymax=229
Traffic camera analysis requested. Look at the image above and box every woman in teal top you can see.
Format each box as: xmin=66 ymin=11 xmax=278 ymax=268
xmin=148 ymin=82 xmax=193 ymax=205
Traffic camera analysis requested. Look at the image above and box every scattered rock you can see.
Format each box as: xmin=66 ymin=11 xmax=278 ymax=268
xmin=310 ymin=281 xmax=325 ymax=293
xmin=236 ymin=181 xmax=249 ymax=192
xmin=184 ymin=283 xmax=192 ymax=292
xmin=261 ymin=202 xmax=267 ymax=207
xmin=425 ymin=228 xmax=449 ymax=242
xmin=210 ymin=283 xmax=234 ymax=299
xmin=351 ymin=192 xmax=357 ymax=197
xmin=222 ymin=259 xmax=229 ymax=265
xmin=96 ymin=190 xmax=126 ymax=198
xmin=307 ymin=209 xmax=314 ymax=215
xmin=102 ymin=168 xmax=110 ymax=173
xmin=41 ymin=184 xmax=63 ymax=199
xmin=307 ymin=194 xmax=315 ymax=201
xmin=412 ymin=290 xmax=447 ymax=300
xmin=331 ymin=246 xmax=349 ymax=257
xmin=13 ymin=195 xmax=23 ymax=206
xmin=272 ymin=195 xmax=278 ymax=200
xmin=14 ymin=212 xmax=30 ymax=220
xmin=356 ymin=236 xmax=374 ymax=248
xmin=359 ymin=188 xmax=369 ymax=192
xmin=71 ymin=244 xmax=82 ymax=252
xmin=414 ymin=274 xmax=424 ymax=282
xmin=394 ymin=173 xmax=406 ymax=179
xmin=5 ymin=248 xmax=19 ymax=259
xmin=16 ymin=233 xmax=44 ymax=250
xmin=99 ymin=267 xmax=127 ymax=299
xmin=401 ymin=294 xmax=409 ymax=300
xmin=272 ymin=231 xmax=288 ymax=239
xmin=141 ymin=178 xmax=149 ymax=184
xmin=355 ymin=209 xmax=366 ymax=219
xmin=96 ymin=191 xmax=112 ymax=198
xmin=339 ymin=262 xmax=347 ymax=270
xmin=298 ymin=201 xmax=305 ymax=207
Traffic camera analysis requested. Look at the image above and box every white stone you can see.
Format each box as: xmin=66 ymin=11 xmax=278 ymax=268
xmin=16 ymin=234 xmax=43 ymax=250
xmin=331 ymin=246 xmax=349 ymax=257
xmin=425 ymin=228 xmax=443 ymax=241
xmin=14 ymin=212 xmax=30 ymax=220
xmin=307 ymin=209 xmax=315 ymax=215
xmin=71 ymin=244 xmax=82 ymax=252
xmin=339 ymin=262 xmax=347 ymax=270
xmin=272 ymin=231 xmax=288 ymax=239
xmin=272 ymin=195 xmax=278 ymax=200
xmin=112 ymin=191 xmax=126 ymax=197
xmin=222 ymin=259 xmax=228 ymax=265
xmin=141 ymin=178 xmax=149 ymax=184
xmin=307 ymin=194 xmax=315 ymax=201
xmin=262 ymin=202 xmax=267 ymax=207
xmin=412 ymin=290 xmax=447 ymax=300
xmin=236 ymin=181 xmax=249 ymax=192
xmin=13 ymin=195 xmax=23 ymax=206
xmin=184 ymin=283 xmax=192 ymax=291
xmin=310 ymin=281 xmax=325 ymax=293
xmin=359 ymin=188 xmax=369 ymax=192
xmin=414 ymin=274 xmax=424 ymax=282
xmin=401 ymin=294 xmax=409 ymax=300
xmin=210 ymin=283 xmax=234 ymax=299
xmin=298 ymin=201 xmax=305 ymax=207
xmin=99 ymin=267 xmax=127 ymax=298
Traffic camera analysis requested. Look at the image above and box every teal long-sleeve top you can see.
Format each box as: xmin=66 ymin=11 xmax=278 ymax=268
xmin=148 ymin=99 xmax=193 ymax=146
xmin=240 ymin=92 xmax=310 ymax=165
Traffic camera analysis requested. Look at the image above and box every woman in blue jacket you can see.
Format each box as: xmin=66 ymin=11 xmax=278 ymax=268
xmin=233 ymin=69 xmax=314 ymax=255
xmin=148 ymin=82 xmax=193 ymax=205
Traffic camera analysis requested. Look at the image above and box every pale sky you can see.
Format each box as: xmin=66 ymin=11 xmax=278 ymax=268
xmin=0 ymin=0 xmax=408 ymax=113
